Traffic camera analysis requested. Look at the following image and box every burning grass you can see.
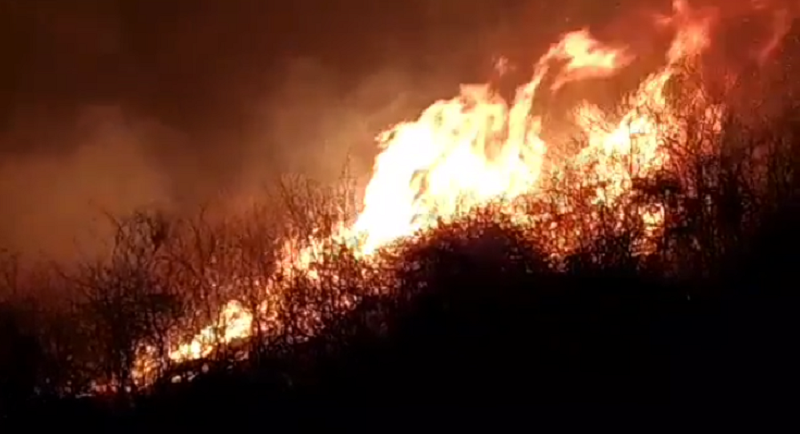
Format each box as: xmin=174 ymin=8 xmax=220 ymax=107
xmin=3 ymin=0 xmax=800 ymax=417
xmin=1 ymin=101 xmax=797 ymax=400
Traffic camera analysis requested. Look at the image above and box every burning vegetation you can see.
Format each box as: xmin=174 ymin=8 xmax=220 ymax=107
xmin=2 ymin=0 xmax=800 ymax=425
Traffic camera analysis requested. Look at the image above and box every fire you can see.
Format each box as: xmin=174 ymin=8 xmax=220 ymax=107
xmin=128 ymin=0 xmax=740 ymax=387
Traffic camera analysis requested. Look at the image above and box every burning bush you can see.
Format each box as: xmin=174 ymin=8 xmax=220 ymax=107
xmin=3 ymin=0 xmax=800 ymax=422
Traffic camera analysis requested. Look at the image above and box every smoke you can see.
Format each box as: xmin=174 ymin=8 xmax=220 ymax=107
xmin=0 ymin=106 xmax=177 ymax=261
xmin=0 ymin=0 xmax=484 ymax=261
xmin=1 ymin=0 xmax=797 ymax=262
xmin=238 ymin=58 xmax=463 ymax=200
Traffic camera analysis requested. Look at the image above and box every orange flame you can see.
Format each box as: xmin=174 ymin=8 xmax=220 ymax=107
xmin=128 ymin=0 xmax=730 ymax=387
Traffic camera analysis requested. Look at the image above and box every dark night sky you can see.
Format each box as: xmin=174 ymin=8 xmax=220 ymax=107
xmin=0 ymin=0 xmax=791 ymax=259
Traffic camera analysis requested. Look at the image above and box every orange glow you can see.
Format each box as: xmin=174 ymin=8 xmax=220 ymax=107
xmin=127 ymin=0 xmax=733 ymax=387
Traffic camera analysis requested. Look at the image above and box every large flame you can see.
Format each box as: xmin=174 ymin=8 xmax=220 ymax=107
xmin=127 ymin=0 xmax=750 ymax=386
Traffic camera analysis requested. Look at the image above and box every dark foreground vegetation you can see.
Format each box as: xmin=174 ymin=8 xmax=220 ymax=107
xmin=2 ymin=103 xmax=800 ymax=429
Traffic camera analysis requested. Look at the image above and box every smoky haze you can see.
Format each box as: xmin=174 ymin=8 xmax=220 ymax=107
xmin=0 ymin=0 xmax=794 ymax=260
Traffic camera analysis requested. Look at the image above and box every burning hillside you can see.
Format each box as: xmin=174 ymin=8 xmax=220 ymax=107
xmin=124 ymin=0 xmax=794 ymax=388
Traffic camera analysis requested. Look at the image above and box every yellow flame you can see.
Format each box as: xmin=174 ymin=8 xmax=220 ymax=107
xmin=128 ymin=0 xmax=727 ymax=387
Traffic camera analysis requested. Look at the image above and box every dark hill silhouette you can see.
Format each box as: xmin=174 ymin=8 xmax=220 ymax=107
xmin=3 ymin=106 xmax=800 ymax=429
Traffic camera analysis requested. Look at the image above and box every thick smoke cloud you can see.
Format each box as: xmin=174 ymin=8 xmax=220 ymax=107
xmin=0 ymin=0 xmax=524 ymax=260
xmin=0 ymin=106 xmax=177 ymax=260
xmin=0 ymin=0 xmax=796 ymax=260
